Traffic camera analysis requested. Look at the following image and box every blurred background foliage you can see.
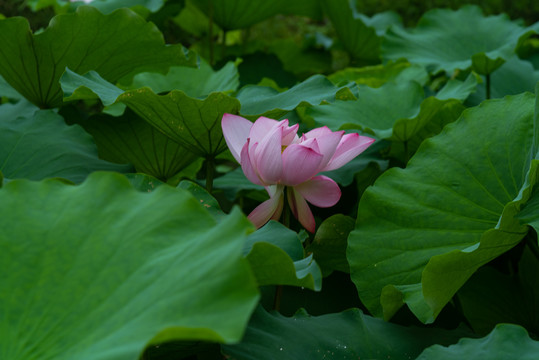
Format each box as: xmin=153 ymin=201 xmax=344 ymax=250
xmin=356 ymin=0 xmax=539 ymax=26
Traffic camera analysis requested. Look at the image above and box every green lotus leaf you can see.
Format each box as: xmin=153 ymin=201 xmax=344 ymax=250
xmin=328 ymin=59 xmax=429 ymax=88
xmin=0 ymin=172 xmax=259 ymax=360
xmin=348 ymin=92 xmax=536 ymax=323
xmin=468 ymin=56 xmax=539 ymax=104
xmin=306 ymin=214 xmax=355 ymax=276
xmin=177 ymin=180 xmax=224 ymax=221
xmin=128 ymin=59 xmax=240 ymax=97
xmin=193 ymin=0 xmax=286 ymax=30
xmin=0 ymin=106 xmax=129 ymax=182
xmin=308 ymin=81 xmax=465 ymax=147
xmin=0 ymin=6 xmax=195 ymax=108
xmin=237 ymin=75 xmax=355 ymax=119
xmin=125 ymin=173 xmax=165 ymax=193
xmin=223 ymin=305 xmax=469 ymax=360
xmin=118 ymin=88 xmax=241 ymax=157
xmin=62 ymin=68 xmax=124 ymax=106
xmin=75 ymin=109 xmax=199 ymax=182
xmin=244 ymin=221 xmax=322 ymax=291
xmin=416 ymin=324 xmax=539 ymax=360
xmin=355 ymin=11 xmax=402 ymax=36
xmin=382 ymin=5 xmax=534 ymax=75
xmin=320 ymin=0 xmax=385 ymax=65
xmin=436 ymin=73 xmax=478 ymax=102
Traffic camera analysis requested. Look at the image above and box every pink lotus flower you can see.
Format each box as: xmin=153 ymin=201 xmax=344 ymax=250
xmin=222 ymin=114 xmax=375 ymax=232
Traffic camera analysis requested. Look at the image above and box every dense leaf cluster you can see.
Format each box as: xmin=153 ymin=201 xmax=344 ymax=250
xmin=1 ymin=1 xmax=539 ymax=359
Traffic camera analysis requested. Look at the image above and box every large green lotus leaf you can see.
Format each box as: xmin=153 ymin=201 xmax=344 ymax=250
xmin=328 ymin=59 xmax=429 ymax=88
xmin=306 ymin=214 xmax=355 ymax=276
xmin=0 ymin=172 xmax=259 ymax=360
xmin=320 ymin=0 xmax=382 ymax=65
xmin=468 ymin=56 xmax=539 ymax=105
xmin=193 ymin=0 xmax=286 ymax=30
xmin=222 ymin=305 xmax=469 ymax=360
xmin=0 ymin=6 xmax=195 ymax=108
xmin=128 ymin=60 xmax=240 ymax=97
xmin=382 ymin=5 xmax=533 ymax=75
xmin=118 ymin=88 xmax=241 ymax=157
xmin=244 ymin=221 xmax=322 ymax=291
xmin=0 ymin=107 xmax=129 ymax=183
xmin=308 ymin=81 xmax=465 ymax=145
xmin=348 ymin=92 xmax=535 ymax=323
xmin=416 ymin=324 xmax=539 ymax=360
xmin=236 ymin=75 xmax=356 ymax=119
xmin=76 ymin=109 xmax=199 ymax=182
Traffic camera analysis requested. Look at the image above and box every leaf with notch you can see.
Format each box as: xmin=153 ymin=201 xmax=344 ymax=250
xmin=0 ymin=172 xmax=260 ymax=360
xmin=0 ymin=6 xmax=195 ymax=108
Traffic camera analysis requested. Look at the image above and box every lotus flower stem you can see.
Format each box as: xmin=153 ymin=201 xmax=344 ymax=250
xmin=282 ymin=190 xmax=290 ymax=228
xmin=273 ymin=285 xmax=283 ymax=311
xmin=526 ymin=231 xmax=539 ymax=262
xmin=205 ymin=157 xmax=215 ymax=193
xmin=403 ymin=140 xmax=410 ymax=165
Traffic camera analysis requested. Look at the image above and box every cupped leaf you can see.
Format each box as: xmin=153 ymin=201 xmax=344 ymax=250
xmin=0 ymin=172 xmax=259 ymax=360
xmin=308 ymin=81 xmax=465 ymax=151
xmin=223 ymin=305 xmax=469 ymax=360
xmin=118 ymin=88 xmax=241 ymax=157
xmin=128 ymin=59 xmax=240 ymax=97
xmin=321 ymin=0 xmax=386 ymax=65
xmin=177 ymin=180 xmax=224 ymax=221
xmin=382 ymin=5 xmax=533 ymax=75
xmin=237 ymin=75 xmax=356 ymax=119
xmin=0 ymin=107 xmax=129 ymax=182
xmin=348 ymin=92 xmax=535 ymax=323
xmin=193 ymin=0 xmax=286 ymax=30
xmin=244 ymin=221 xmax=322 ymax=291
xmin=436 ymin=73 xmax=478 ymax=102
xmin=306 ymin=214 xmax=355 ymax=276
xmin=76 ymin=109 xmax=199 ymax=182
xmin=0 ymin=6 xmax=195 ymax=108
xmin=467 ymin=56 xmax=539 ymax=104
xmin=416 ymin=324 xmax=539 ymax=360
xmin=328 ymin=59 xmax=429 ymax=88
xmin=62 ymin=68 xmax=124 ymax=106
